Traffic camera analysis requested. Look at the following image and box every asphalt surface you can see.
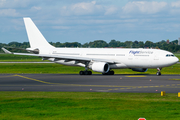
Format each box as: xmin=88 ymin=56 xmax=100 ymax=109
xmin=0 ymin=74 xmax=180 ymax=93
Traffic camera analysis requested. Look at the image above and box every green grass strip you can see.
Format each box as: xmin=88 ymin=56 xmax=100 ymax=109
xmin=0 ymin=54 xmax=43 ymax=62
xmin=0 ymin=63 xmax=179 ymax=74
xmin=0 ymin=92 xmax=180 ymax=120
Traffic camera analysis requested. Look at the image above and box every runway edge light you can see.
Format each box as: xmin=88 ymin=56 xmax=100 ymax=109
xmin=178 ymin=92 xmax=180 ymax=97
xmin=161 ymin=91 xmax=165 ymax=96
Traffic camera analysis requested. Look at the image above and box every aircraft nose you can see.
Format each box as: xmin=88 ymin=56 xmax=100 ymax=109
xmin=175 ymin=57 xmax=179 ymax=63
xmin=167 ymin=56 xmax=179 ymax=66
xmin=173 ymin=56 xmax=179 ymax=64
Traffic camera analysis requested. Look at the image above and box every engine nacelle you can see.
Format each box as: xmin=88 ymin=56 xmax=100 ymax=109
xmin=131 ymin=68 xmax=148 ymax=72
xmin=91 ymin=62 xmax=110 ymax=73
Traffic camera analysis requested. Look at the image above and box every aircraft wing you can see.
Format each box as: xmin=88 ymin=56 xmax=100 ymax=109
xmin=2 ymin=48 xmax=115 ymax=63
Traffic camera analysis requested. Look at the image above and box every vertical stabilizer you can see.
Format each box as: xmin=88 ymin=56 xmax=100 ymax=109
xmin=23 ymin=17 xmax=54 ymax=49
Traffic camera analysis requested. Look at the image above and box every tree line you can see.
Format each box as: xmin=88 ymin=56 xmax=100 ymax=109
xmin=0 ymin=39 xmax=180 ymax=53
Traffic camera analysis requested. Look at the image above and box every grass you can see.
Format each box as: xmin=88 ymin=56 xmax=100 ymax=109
xmin=0 ymin=63 xmax=83 ymax=74
xmin=0 ymin=54 xmax=180 ymax=120
xmin=0 ymin=92 xmax=180 ymax=120
xmin=0 ymin=54 xmax=42 ymax=62
xmin=0 ymin=63 xmax=179 ymax=74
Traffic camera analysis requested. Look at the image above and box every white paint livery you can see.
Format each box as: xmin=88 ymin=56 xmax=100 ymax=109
xmin=2 ymin=18 xmax=179 ymax=75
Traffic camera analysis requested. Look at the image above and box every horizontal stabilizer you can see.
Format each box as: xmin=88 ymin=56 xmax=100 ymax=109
xmin=2 ymin=48 xmax=12 ymax=54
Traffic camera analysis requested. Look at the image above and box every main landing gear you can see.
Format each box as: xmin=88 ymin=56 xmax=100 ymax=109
xmin=102 ymin=71 xmax=114 ymax=75
xmin=156 ymin=68 xmax=162 ymax=76
xmin=79 ymin=71 xmax=92 ymax=75
xmin=79 ymin=64 xmax=92 ymax=75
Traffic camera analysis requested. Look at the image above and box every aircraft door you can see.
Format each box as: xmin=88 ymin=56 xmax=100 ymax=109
xmin=153 ymin=54 xmax=159 ymax=66
xmin=128 ymin=54 xmax=133 ymax=60
xmin=154 ymin=55 xmax=159 ymax=60
xmin=128 ymin=54 xmax=134 ymax=66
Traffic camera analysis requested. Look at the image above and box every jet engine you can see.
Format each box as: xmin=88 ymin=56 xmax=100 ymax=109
xmin=91 ymin=62 xmax=110 ymax=73
xmin=131 ymin=68 xmax=148 ymax=72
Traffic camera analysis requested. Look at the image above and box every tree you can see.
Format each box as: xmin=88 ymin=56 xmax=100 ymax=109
xmin=1 ymin=39 xmax=180 ymax=53
xmin=124 ymin=41 xmax=133 ymax=48
xmin=144 ymin=41 xmax=153 ymax=48
xmin=89 ymin=40 xmax=108 ymax=48
xmin=138 ymin=41 xmax=144 ymax=48
xmin=132 ymin=40 xmax=139 ymax=48
xmin=109 ymin=40 xmax=118 ymax=47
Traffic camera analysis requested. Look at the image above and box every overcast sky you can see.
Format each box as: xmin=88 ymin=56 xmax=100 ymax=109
xmin=1 ymin=0 xmax=180 ymax=44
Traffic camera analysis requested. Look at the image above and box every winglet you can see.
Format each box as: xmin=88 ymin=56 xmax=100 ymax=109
xmin=1 ymin=48 xmax=12 ymax=54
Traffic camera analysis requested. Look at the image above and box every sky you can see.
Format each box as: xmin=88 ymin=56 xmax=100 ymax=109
xmin=1 ymin=0 xmax=180 ymax=44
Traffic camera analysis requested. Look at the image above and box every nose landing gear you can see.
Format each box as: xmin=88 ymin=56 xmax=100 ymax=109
xmin=156 ymin=68 xmax=162 ymax=76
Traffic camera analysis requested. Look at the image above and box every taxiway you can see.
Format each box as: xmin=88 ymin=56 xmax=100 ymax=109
xmin=0 ymin=74 xmax=180 ymax=93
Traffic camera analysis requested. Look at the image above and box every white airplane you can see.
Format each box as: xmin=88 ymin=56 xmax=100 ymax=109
xmin=2 ymin=17 xmax=179 ymax=76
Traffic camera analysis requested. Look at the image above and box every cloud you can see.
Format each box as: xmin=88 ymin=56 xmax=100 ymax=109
xmin=0 ymin=0 xmax=6 ymax=7
xmin=122 ymin=1 xmax=167 ymax=14
xmin=31 ymin=6 xmax=41 ymax=11
xmin=60 ymin=1 xmax=104 ymax=15
xmin=31 ymin=6 xmax=42 ymax=12
xmin=0 ymin=9 xmax=19 ymax=17
xmin=52 ymin=26 xmax=70 ymax=30
xmin=104 ymin=6 xmax=118 ymax=15
xmin=71 ymin=1 xmax=98 ymax=15
xmin=171 ymin=1 xmax=180 ymax=7
xmin=60 ymin=1 xmax=119 ymax=16
xmin=0 ymin=0 xmax=31 ymax=8
xmin=2 ymin=0 xmax=180 ymax=44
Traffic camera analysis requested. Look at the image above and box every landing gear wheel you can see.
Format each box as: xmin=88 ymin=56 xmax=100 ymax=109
xmin=79 ymin=71 xmax=84 ymax=75
xmin=109 ymin=71 xmax=114 ymax=75
xmin=88 ymin=71 xmax=92 ymax=75
xmin=156 ymin=72 xmax=161 ymax=76
xmin=84 ymin=71 xmax=88 ymax=75
xmin=102 ymin=71 xmax=114 ymax=75
xmin=79 ymin=71 xmax=92 ymax=75
xmin=102 ymin=73 xmax=106 ymax=75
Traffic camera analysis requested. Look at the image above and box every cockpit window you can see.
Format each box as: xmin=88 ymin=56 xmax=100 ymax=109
xmin=166 ymin=54 xmax=175 ymax=57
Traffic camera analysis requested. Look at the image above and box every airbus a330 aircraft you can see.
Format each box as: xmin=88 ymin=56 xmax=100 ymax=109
xmin=2 ymin=18 xmax=179 ymax=76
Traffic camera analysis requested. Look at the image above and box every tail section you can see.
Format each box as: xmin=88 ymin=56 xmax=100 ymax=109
xmin=23 ymin=17 xmax=54 ymax=49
